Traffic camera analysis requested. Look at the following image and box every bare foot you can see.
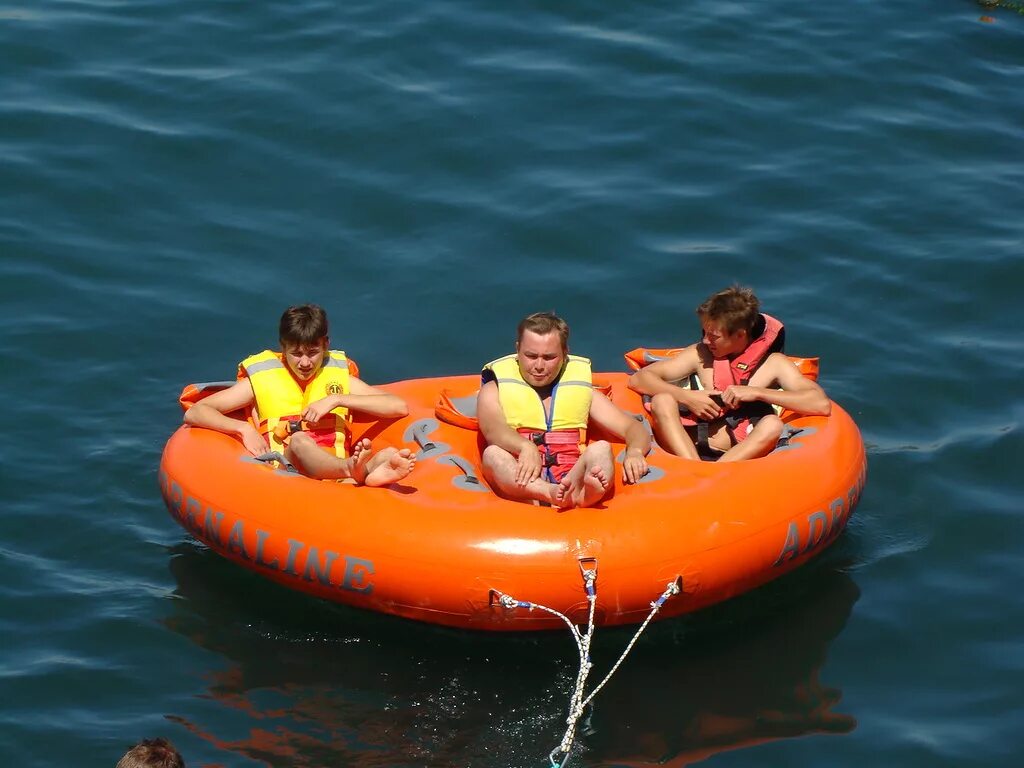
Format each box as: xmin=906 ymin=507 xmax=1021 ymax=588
xmin=554 ymin=460 xmax=589 ymax=510
xmin=552 ymin=477 xmax=577 ymax=510
xmin=348 ymin=438 xmax=373 ymax=483
xmin=364 ymin=448 xmax=417 ymax=487
xmin=574 ymin=465 xmax=609 ymax=508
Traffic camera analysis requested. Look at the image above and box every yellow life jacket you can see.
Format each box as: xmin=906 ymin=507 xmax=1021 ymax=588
xmin=482 ymin=354 xmax=592 ymax=439
xmin=238 ymin=349 xmax=351 ymax=456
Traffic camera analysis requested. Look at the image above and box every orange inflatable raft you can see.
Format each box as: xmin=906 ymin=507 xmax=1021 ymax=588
xmin=159 ymin=353 xmax=866 ymax=632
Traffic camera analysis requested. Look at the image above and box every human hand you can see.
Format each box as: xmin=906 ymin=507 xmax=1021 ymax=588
xmin=515 ymin=442 xmax=543 ymax=486
xmin=622 ymin=450 xmax=649 ymax=485
xmin=302 ymin=396 xmax=339 ymax=424
xmin=720 ymin=385 xmax=758 ymax=409
xmin=685 ymin=391 xmax=724 ymax=421
xmin=241 ymin=423 xmax=270 ymax=456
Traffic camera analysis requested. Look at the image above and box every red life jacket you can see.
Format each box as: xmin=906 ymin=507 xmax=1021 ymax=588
xmin=679 ymin=314 xmax=785 ymax=444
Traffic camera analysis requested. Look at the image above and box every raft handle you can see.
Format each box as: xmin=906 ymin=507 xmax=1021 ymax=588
xmin=443 ymin=455 xmax=479 ymax=484
xmin=411 ymin=425 xmax=436 ymax=453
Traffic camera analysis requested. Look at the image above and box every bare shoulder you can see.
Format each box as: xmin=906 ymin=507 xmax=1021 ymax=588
xmin=476 ymin=379 xmax=500 ymax=410
xmin=756 ymin=353 xmax=815 ymax=388
xmin=475 ymin=379 xmax=505 ymax=434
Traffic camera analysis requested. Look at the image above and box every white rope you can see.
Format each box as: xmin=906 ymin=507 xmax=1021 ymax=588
xmin=492 ymin=572 xmax=681 ymax=768
xmin=577 ymin=580 xmax=680 ymax=709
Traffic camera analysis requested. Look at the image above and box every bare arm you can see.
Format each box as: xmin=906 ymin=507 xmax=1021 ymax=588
xmin=477 ymin=380 xmax=533 ymax=455
xmin=477 ymin=379 xmax=544 ymax=485
xmin=627 ymin=345 xmax=723 ymax=421
xmin=588 ymin=392 xmax=651 ymax=484
xmin=721 ymin=354 xmax=831 ymax=416
xmin=627 ymin=346 xmax=699 ymax=398
xmin=183 ymin=379 xmax=267 ymax=455
xmin=302 ymin=377 xmax=409 ymax=422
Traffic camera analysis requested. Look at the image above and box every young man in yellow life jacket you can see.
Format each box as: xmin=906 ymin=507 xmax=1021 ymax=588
xmin=183 ymin=304 xmax=416 ymax=485
xmin=628 ymin=285 xmax=830 ymax=462
xmin=477 ymin=312 xmax=651 ymax=509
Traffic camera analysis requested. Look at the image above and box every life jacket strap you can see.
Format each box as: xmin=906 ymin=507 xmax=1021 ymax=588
xmin=518 ymin=428 xmax=582 ymax=446
xmin=518 ymin=429 xmax=582 ymax=468
xmin=696 ymin=422 xmax=711 ymax=457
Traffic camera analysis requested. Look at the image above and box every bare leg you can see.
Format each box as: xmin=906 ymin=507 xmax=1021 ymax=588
xmin=481 ymin=445 xmax=563 ymax=506
xmin=556 ymin=441 xmax=613 ymax=508
xmin=719 ymin=415 xmax=784 ymax=462
xmin=286 ymin=433 xmax=373 ymax=480
xmin=649 ymin=393 xmax=700 ymax=460
xmin=362 ymin=447 xmax=417 ymax=487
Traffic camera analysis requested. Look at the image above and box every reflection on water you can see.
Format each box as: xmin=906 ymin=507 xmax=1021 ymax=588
xmin=586 ymin=566 xmax=859 ymax=767
xmin=166 ymin=542 xmax=858 ymax=768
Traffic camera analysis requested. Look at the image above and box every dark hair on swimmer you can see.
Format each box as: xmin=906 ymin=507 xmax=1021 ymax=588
xmin=279 ymin=304 xmax=329 ymax=347
xmin=115 ymin=738 xmax=185 ymax=768
xmin=696 ymin=285 xmax=761 ymax=336
xmin=517 ymin=311 xmax=569 ymax=353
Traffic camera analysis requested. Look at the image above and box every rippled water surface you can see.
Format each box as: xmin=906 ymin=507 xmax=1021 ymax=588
xmin=2 ymin=1 xmax=1022 ymax=766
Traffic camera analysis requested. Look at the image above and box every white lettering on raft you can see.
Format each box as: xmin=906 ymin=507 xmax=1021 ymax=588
xmin=159 ymin=471 xmax=374 ymax=594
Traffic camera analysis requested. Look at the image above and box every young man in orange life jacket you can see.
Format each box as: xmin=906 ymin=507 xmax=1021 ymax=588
xmin=628 ymin=286 xmax=830 ymax=462
xmin=184 ymin=304 xmax=416 ymax=485
xmin=476 ymin=312 xmax=651 ymax=509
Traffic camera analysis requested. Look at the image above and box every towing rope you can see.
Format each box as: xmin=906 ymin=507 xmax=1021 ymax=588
xmin=492 ymin=567 xmax=682 ymax=767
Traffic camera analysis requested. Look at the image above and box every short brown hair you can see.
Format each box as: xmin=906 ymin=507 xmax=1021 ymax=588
xmin=116 ymin=738 xmax=185 ymax=768
xmin=517 ymin=311 xmax=569 ymax=353
xmin=696 ymin=285 xmax=760 ymax=336
xmin=278 ymin=304 xmax=329 ymax=347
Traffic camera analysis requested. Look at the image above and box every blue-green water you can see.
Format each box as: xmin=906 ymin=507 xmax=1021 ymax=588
xmin=2 ymin=1 xmax=1022 ymax=766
